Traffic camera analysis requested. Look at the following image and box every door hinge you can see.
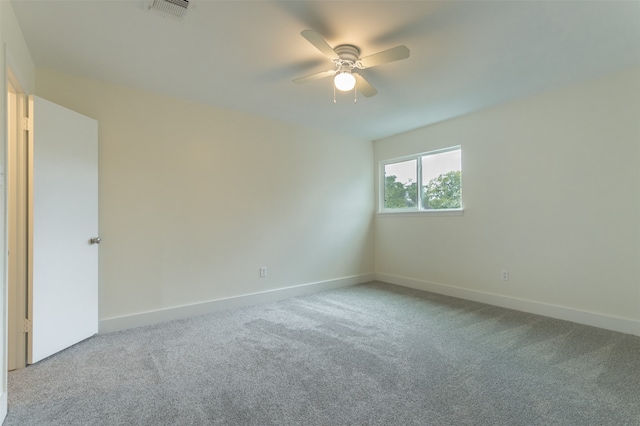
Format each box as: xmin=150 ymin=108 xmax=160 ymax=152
xmin=23 ymin=318 xmax=32 ymax=334
xmin=23 ymin=117 xmax=32 ymax=132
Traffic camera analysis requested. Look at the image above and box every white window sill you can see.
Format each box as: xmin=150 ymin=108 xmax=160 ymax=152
xmin=376 ymin=209 xmax=464 ymax=217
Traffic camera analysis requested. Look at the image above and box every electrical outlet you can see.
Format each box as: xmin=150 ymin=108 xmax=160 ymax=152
xmin=501 ymin=269 xmax=509 ymax=281
xmin=259 ymin=267 xmax=267 ymax=277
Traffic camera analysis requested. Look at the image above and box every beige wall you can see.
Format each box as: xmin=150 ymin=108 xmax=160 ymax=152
xmin=35 ymin=69 xmax=374 ymax=322
xmin=374 ymin=67 xmax=640 ymax=326
xmin=1 ymin=3 xmax=35 ymax=93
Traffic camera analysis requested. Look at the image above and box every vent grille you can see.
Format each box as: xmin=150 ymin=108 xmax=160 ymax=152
xmin=150 ymin=0 xmax=189 ymax=18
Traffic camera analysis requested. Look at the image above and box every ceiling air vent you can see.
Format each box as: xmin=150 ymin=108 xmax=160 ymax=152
xmin=150 ymin=0 xmax=189 ymax=18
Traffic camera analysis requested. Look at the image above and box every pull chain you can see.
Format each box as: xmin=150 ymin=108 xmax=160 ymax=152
xmin=333 ymin=86 xmax=358 ymax=104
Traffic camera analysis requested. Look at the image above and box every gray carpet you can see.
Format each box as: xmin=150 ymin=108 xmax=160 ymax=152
xmin=5 ymin=282 xmax=640 ymax=425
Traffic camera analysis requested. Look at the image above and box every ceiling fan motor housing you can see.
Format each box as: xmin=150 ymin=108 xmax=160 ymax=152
xmin=334 ymin=45 xmax=360 ymax=65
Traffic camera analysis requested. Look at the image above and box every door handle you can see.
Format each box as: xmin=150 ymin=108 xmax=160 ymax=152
xmin=89 ymin=237 xmax=102 ymax=245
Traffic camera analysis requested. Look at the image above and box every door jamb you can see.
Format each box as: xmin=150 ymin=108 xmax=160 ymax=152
xmin=6 ymin=66 xmax=28 ymax=371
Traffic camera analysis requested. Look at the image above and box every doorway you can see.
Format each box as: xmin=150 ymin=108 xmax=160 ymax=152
xmin=7 ymin=68 xmax=28 ymax=371
xmin=6 ymin=72 xmax=100 ymax=371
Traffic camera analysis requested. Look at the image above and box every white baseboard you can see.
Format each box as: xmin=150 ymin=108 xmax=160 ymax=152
xmin=375 ymin=273 xmax=640 ymax=337
xmin=99 ymin=273 xmax=375 ymax=334
xmin=0 ymin=390 xmax=7 ymax=423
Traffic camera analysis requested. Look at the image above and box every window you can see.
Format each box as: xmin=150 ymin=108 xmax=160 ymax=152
xmin=381 ymin=146 xmax=462 ymax=213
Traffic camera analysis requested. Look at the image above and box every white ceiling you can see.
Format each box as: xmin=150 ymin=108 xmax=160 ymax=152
xmin=10 ymin=0 xmax=640 ymax=140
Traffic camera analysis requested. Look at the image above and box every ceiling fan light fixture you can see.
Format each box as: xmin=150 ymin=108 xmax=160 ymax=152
xmin=334 ymin=72 xmax=356 ymax=91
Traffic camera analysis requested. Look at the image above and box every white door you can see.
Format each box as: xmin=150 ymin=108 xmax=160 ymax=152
xmin=28 ymin=96 xmax=99 ymax=364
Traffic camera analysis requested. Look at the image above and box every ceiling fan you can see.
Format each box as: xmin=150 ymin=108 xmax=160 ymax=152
xmin=293 ymin=30 xmax=410 ymax=98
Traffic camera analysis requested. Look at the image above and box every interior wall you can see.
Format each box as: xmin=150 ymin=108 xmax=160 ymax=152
xmin=374 ymin=67 xmax=640 ymax=331
xmin=1 ymin=0 xmax=35 ymax=417
xmin=35 ymin=68 xmax=374 ymax=326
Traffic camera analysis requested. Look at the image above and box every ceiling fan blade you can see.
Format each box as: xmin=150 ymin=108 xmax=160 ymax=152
xmin=293 ymin=69 xmax=337 ymax=84
xmin=301 ymin=30 xmax=339 ymax=60
xmin=358 ymin=45 xmax=410 ymax=68
xmin=355 ymin=74 xmax=378 ymax=97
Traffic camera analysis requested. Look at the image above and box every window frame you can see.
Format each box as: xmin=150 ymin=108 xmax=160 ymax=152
xmin=379 ymin=146 xmax=463 ymax=215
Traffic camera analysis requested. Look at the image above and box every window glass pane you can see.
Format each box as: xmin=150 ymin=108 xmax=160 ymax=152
xmin=421 ymin=149 xmax=461 ymax=209
xmin=384 ymin=159 xmax=417 ymax=209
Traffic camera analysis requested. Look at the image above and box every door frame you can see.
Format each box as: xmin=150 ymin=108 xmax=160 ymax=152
xmin=6 ymin=66 xmax=28 ymax=371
